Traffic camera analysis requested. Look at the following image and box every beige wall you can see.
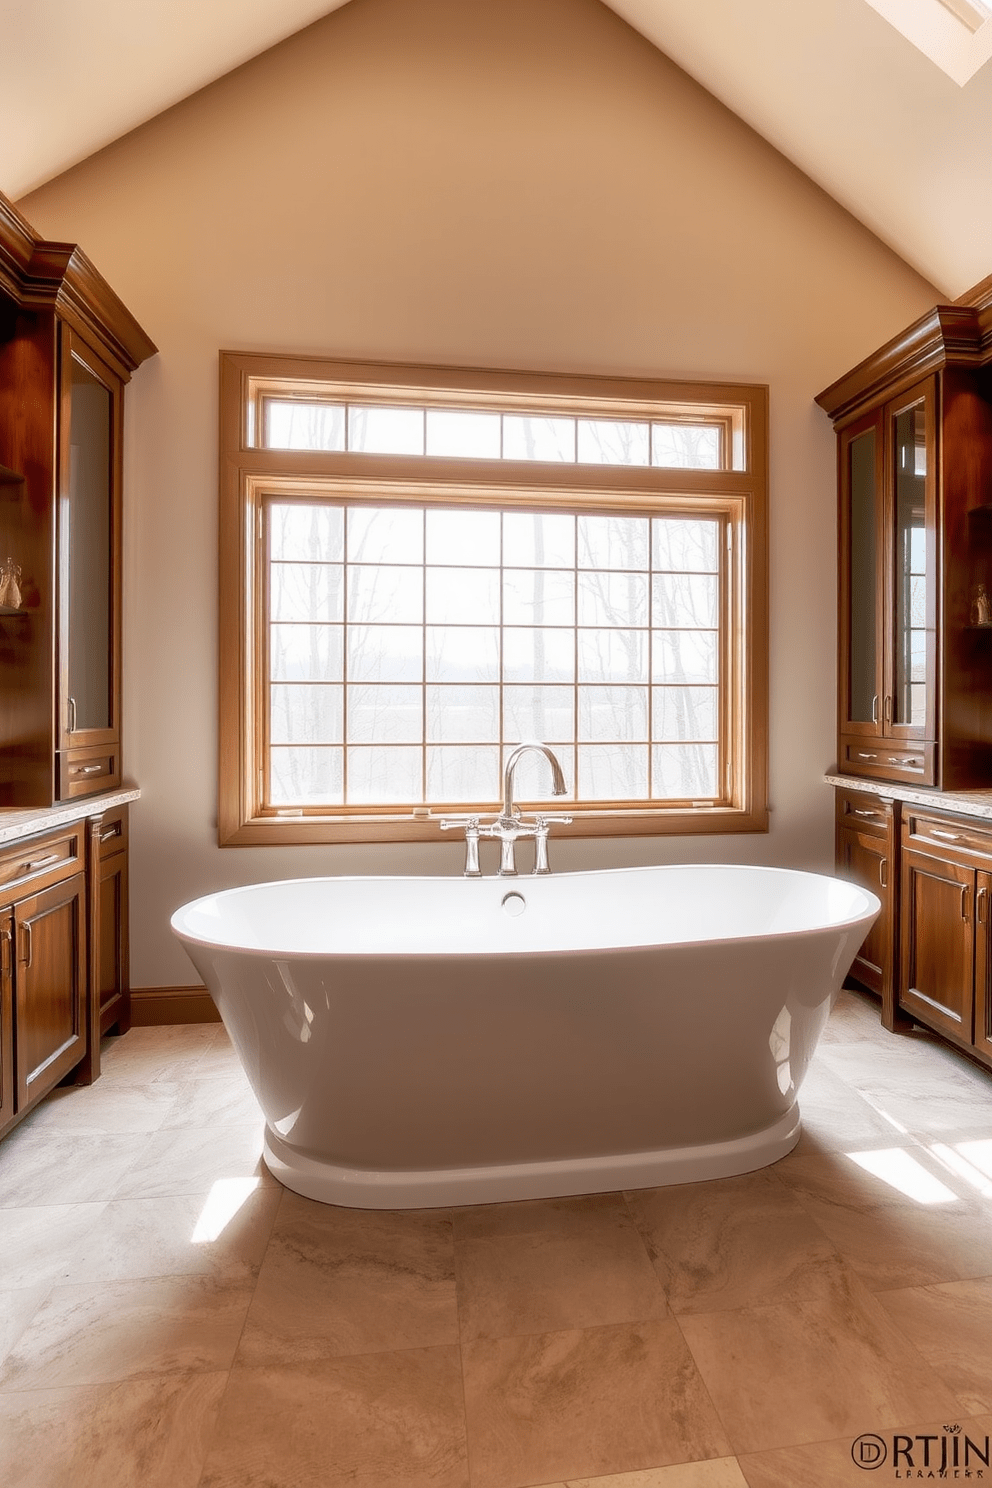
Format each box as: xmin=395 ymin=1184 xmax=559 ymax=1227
xmin=21 ymin=0 xmax=937 ymax=985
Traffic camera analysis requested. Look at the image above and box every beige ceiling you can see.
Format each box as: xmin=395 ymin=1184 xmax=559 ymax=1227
xmin=1 ymin=0 xmax=989 ymax=298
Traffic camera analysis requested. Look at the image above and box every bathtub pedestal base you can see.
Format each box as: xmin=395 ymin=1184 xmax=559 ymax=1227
xmin=262 ymin=1107 xmax=802 ymax=1209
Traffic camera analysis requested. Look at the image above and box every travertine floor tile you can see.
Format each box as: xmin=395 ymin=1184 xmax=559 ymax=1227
xmin=159 ymin=1074 xmax=260 ymax=1130
xmin=679 ymin=1261 xmax=961 ymax=1453
xmin=542 ymin=1460 xmax=749 ymax=1487
xmin=0 ymin=1287 xmax=49 ymax=1371
xmin=0 ymin=1371 xmax=227 ymax=1488
xmin=109 ymin=1122 xmax=273 ymax=1200
xmin=461 ymin=1319 xmax=730 ymax=1488
xmin=97 ymin=1025 xmax=217 ymax=1085
xmin=22 ymin=1080 xmax=184 ymax=1136
xmin=199 ymin=1346 xmax=468 ymax=1488
xmin=0 ymin=1128 xmax=154 ymax=1207
xmin=775 ymin=1151 xmax=992 ymax=1289
xmin=737 ymin=1413 xmax=992 ymax=1487
xmin=237 ymin=1194 xmax=458 ymax=1363
xmin=789 ymin=1062 xmax=907 ymax=1153
xmin=625 ymin=1170 xmax=839 ymax=1314
xmin=0 ymin=1203 xmax=107 ymax=1288
xmin=66 ymin=1186 xmax=280 ymax=1284
xmin=0 ymin=1276 xmax=253 ymax=1388
xmin=816 ymin=988 xmax=884 ymax=1045
xmin=876 ymin=1278 xmax=992 ymax=1414
xmin=454 ymin=1193 xmax=667 ymax=1340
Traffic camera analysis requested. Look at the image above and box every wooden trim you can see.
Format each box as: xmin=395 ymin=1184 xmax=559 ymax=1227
xmin=0 ymin=189 xmax=155 ymax=376
xmin=816 ymin=306 xmax=983 ymax=427
xmin=220 ymin=354 xmax=769 ymax=847
xmin=130 ymin=985 xmax=220 ymax=1026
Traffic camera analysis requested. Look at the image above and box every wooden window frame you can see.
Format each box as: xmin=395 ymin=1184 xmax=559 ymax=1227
xmin=219 ymin=352 xmax=768 ymax=846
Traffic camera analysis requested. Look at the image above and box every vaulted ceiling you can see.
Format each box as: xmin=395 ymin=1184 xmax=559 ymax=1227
xmin=2 ymin=0 xmax=989 ymax=298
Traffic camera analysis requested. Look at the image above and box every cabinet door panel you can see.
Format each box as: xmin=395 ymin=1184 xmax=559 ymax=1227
xmin=0 ymin=911 xmax=14 ymax=1130
xmin=98 ymin=849 xmax=129 ymax=1035
xmin=975 ymin=870 xmax=992 ymax=1060
xmin=899 ymin=848 xmax=974 ymax=1039
xmin=840 ymin=411 xmax=883 ymax=737
xmin=14 ymin=876 xmax=86 ymax=1110
xmin=839 ymin=828 xmax=890 ymax=995
xmin=885 ymin=383 xmax=936 ymax=739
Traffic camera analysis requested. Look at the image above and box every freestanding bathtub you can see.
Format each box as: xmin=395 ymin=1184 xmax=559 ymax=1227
xmin=171 ymin=864 xmax=879 ymax=1208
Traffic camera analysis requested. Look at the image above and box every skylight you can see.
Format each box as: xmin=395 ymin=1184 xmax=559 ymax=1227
xmin=864 ymin=0 xmax=992 ymax=84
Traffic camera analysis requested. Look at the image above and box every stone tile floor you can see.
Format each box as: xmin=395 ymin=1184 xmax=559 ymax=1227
xmin=1 ymin=988 xmax=992 ymax=1486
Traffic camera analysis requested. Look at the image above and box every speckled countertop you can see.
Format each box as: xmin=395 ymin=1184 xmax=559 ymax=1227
xmin=0 ymin=787 xmax=140 ymax=847
xmin=825 ymin=773 xmax=992 ymax=820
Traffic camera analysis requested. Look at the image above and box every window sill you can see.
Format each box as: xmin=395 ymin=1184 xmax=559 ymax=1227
xmin=218 ymin=803 xmax=769 ymax=847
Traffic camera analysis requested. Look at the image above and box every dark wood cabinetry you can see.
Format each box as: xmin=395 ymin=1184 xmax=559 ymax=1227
xmin=899 ymin=807 xmax=992 ymax=1065
xmin=0 ymin=192 xmax=154 ymax=808
xmin=819 ymin=298 xmax=992 ymax=791
xmin=0 ymin=801 xmax=131 ymax=1140
xmin=835 ymin=787 xmax=900 ymax=1027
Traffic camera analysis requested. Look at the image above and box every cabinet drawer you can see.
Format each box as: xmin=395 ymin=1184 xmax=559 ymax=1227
xmin=58 ymin=747 xmax=120 ymax=800
xmin=835 ymin=789 xmax=895 ymax=838
xmin=902 ymin=809 xmax=992 ymax=863
xmin=94 ymin=804 xmax=128 ymax=859
xmin=840 ymin=737 xmax=934 ymax=785
xmin=0 ymin=824 xmax=85 ymax=902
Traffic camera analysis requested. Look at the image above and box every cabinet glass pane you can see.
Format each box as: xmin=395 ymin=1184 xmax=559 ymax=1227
xmin=848 ymin=428 xmax=877 ymax=725
xmin=67 ymin=360 xmax=113 ymax=731
xmin=893 ymin=403 xmax=928 ymax=729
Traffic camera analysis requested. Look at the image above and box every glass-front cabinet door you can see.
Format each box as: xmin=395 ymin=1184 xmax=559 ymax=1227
xmin=839 ymin=377 xmax=935 ymax=779
xmin=56 ymin=325 xmax=123 ymax=796
xmin=887 ymin=387 xmax=935 ymax=738
xmin=840 ymin=410 xmax=883 ymax=735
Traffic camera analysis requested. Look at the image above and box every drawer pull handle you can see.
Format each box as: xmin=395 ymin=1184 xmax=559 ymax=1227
xmin=0 ymin=925 xmax=10 ymax=978
xmin=853 ymin=808 xmax=881 ymax=819
xmin=930 ymin=829 xmax=963 ymax=841
xmin=67 ymin=696 xmax=76 ymax=733
xmin=879 ymin=859 xmax=888 ymax=889
xmin=979 ymin=887 xmax=988 ymax=926
xmin=73 ymin=764 xmax=103 ymax=776
xmin=962 ymin=886 xmax=971 ymax=923
xmin=18 ymin=921 xmax=32 ymax=968
xmin=891 ymin=757 xmax=922 ymax=767
xmin=100 ymin=826 xmax=120 ymax=843
xmin=872 ymin=694 xmax=879 ymax=724
xmin=21 ymin=852 xmax=60 ymax=873
xmin=857 ymin=752 xmax=878 ymax=760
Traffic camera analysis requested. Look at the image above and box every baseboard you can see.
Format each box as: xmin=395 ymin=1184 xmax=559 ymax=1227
xmin=130 ymin=986 xmax=221 ymax=1026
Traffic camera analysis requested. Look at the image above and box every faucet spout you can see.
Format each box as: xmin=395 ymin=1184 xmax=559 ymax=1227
xmin=501 ymin=743 xmax=567 ymax=820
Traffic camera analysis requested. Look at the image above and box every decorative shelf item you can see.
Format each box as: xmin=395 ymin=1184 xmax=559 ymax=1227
xmin=0 ymin=558 xmax=22 ymax=610
xmin=971 ymin=583 xmax=992 ymax=627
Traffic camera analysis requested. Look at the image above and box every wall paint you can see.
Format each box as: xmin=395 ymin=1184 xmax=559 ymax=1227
xmin=21 ymin=0 xmax=938 ymax=985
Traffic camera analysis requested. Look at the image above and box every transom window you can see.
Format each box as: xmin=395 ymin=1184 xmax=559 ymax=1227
xmin=220 ymin=355 xmax=767 ymax=845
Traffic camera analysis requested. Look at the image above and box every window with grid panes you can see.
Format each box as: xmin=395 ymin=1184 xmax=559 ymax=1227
xmin=219 ymin=354 xmax=768 ymax=845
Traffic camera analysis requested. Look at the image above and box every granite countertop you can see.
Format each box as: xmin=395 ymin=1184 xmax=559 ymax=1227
xmin=0 ymin=786 xmax=140 ymax=847
xmin=825 ymin=773 xmax=992 ymax=821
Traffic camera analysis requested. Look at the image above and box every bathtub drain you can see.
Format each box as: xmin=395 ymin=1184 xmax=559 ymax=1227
xmin=501 ymin=891 xmax=527 ymax=917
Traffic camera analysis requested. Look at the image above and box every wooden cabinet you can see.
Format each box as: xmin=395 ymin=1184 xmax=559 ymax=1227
xmin=0 ymin=191 xmax=154 ymax=808
xmin=0 ymin=802 xmax=131 ymax=1140
xmin=899 ymin=806 xmax=992 ymax=1068
xmin=0 ymin=822 xmax=87 ymax=1135
xmin=91 ymin=804 xmax=130 ymax=1039
xmin=818 ymin=302 xmax=992 ymax=791
xmin=835 ymin=787 xmax=902 ymax=1028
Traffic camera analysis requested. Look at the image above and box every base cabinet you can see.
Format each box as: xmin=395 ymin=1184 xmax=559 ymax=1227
xmin=835 ymin=788 xmax=901 ymax=1028
xmin=897 ymin=807 xmax=992 ymax=1068
xmin=0 ymin=801 xmax=130 ymax=1140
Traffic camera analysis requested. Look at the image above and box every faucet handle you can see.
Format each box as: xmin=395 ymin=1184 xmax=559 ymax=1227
xmin=533 ymin=814 xmax=573 ymax=825
xmin=439 ymin=815 xmax=481 ymax=830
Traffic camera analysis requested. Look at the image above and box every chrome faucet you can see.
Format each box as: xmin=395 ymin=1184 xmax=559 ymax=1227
xmin=440 ymin=743 xmax=572 ymax=876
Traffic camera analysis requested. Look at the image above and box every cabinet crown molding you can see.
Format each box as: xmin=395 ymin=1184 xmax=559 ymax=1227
xmin=816 ymin=304 xmax=984 ymax=427
xmin=0 ymin=190 xmax=155 ymax=377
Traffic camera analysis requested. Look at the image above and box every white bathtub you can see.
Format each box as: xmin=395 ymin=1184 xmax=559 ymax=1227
xmin=171 ymin=864 xmax=879 ymax=1208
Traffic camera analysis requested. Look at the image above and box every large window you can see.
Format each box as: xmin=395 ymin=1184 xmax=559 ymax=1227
xmin=219 ymin=354 xmax=767 ymax=845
